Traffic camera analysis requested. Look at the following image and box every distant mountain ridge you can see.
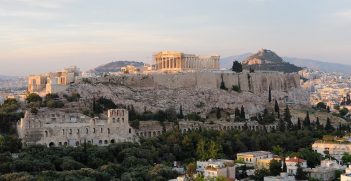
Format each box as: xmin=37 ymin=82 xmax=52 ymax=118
xmin=90 ymin=61 xmax=144 ymax=73
xmin=221 ymin=52 xmax=351 ymax=74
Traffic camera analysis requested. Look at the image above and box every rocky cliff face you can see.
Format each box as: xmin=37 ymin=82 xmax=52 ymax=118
xmin=68 ymin=71 xmax=308 ymax=117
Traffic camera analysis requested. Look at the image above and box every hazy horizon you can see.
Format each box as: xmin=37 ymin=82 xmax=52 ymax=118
xmin=1 ymin=0 xmax=351 ymax=76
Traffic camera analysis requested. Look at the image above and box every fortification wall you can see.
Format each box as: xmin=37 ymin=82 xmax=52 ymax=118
xmin=79 ymin=71 xmax=300 ymax=94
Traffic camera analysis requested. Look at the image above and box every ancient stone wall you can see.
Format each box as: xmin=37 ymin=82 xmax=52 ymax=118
xmin=77 ymin=71 xmax=300 ymax=94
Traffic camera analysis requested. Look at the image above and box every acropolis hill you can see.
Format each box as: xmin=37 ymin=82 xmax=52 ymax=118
xmin=68 ymin=71 xmax=308 ymax=117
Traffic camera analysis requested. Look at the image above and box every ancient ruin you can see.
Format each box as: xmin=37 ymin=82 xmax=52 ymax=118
xmin=17 ymin=109 xmax=137 ymax=147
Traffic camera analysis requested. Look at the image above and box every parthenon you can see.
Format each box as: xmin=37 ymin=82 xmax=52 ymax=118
xmin=154 ymin=51 xmax=220 ymax=71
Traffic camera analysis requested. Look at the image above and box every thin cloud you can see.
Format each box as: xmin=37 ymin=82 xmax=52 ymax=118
xmin=10 ymin=0 xmax=76 ymax=9
xmin=0 ymin=9 xmax=57 ymax=19
xmin=334 ymin=10 xmax=351 ymax=20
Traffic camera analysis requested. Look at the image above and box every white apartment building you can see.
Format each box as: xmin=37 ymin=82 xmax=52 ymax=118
xmin=341 ymin=165 xmax=351 ymax=181
xmin=264 ymin=173 xmax=295 ymax=181
xmin=236 ymin=151 xmax=273 ymax=166
xmin=285 ymin=157 xmax=307 ymax=176
xmin=196 ymin=159 xmax=235 ymax=180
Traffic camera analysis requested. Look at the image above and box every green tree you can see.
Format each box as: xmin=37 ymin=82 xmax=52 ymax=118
xmin=216 ymin=107 xmax=221 ymax=119
xmin=295 ymin=163 xmax=307 ymax=180
xmin=325 ymin=118 xmax=334 ymax=131
xmin=186 ymin=163 xmax=196 ymax=178
xmin=178 ymin=105 xmax=184 ymax=119
xmin=240 ymin=106 xmax=246 ymax=119
xmin=26 ymin=93 xmax=42 ymax=103
xmin=220 ymin=74 xmax=227 ymax=90
xmin=340 ymin=107 xmax=349 ymax=117
xmin=196 ymin=139 xmax=206 ymax=160
xmin=282 ymin=162 xmax=287 ymax=172
xmin=253 ymin=169 xmax=270 ymax=181
xmin=297 ymin=118 xmax=302 ymax=130
xmin=269 ymin=160 xmax=282 ymax=176
xmin=278 ymin=119 xmax=285 ymax=132
xmin=284 ymin=106 xmax=292 ymax=130
xmin=303 ymin=111 xmax=311 ymax=128
xmin=272 ymin=145 xmax=284 ymax=156
xmin=232 ymin=61 xmax=243 ymax=73
xmin=342 ymin=153 xmax=351 ymax=164
xmin=316 ymin=102 xmax=327 ymax=110
xmin=208 ymin=141 xmax=220 ymax=159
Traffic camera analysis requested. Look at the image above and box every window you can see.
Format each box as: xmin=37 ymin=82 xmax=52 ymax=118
xmin=86 ymin=128 xmax=89 ymax=134
xmin=69 ymin=129 xmax=72 ymax=134
xmin=108 ymin=128 xmax=110 ymax=134
xmin=100 ymin=128 xmax=103 ymax=133
xmin=93 ymin=128 xmax=96 ymax=133
xmin=99 ymin=140 xmax=102 ymax=144
xmin=129 ymin=128 xmax=131 ymax=134
xmin=62 ymin=129 xmax=65 ymax=135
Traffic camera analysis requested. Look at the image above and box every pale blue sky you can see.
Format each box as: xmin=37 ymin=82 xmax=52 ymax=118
xmin=0 ymin=0 xmax=350 ymax=76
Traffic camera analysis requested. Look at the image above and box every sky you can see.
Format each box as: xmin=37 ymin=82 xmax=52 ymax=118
xmin=0 ymin=0 xmax=350 ymax=76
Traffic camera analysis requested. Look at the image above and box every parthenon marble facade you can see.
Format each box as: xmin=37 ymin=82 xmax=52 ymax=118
xmin=154 ymin=51 xmax=220 ymax=71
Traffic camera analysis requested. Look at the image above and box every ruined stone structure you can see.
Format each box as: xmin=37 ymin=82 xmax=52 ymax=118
xmin=178 ymin=120 xmax=277 ymax=134
xmin=135 ymin=121 xmax=174 ymax=138
xmin=28 ymin=66 xmax=80 ymax=96
xmin=154 ymin=51 xmax=220 ymax=71
xmin=17 ymin=109 xmax=137 ymax=147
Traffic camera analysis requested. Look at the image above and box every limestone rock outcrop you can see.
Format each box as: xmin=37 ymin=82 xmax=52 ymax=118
xmin=68 ymin=71 xmax=308 ymax=117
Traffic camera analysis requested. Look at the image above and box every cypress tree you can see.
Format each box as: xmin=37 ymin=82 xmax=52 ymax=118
xmin=325 ymin=118 xmax=334 ymax=131
xmin=235 ymin=107 xmax=241 ymax=118
xmin=282 ymin=161 xmax=287 ymax=172
xmin=240 ymin=105 xmax=246 ymax=119
xmin=220 ymin=74 xmax=227 ymax=90
xmin=316 ymin=117 xmax=321 ymax=130
xmin=297 ymin=118 xmax=302 ymax=130
xmin=179 ymin=105 xmax=184 ymax=119
xmin=216 ymin=107 xmax=221 ymax=119
xmin=303 ymin=111 xmax=311 ymax=128
xmin=284 ymin=105 xmax=293 ymax=130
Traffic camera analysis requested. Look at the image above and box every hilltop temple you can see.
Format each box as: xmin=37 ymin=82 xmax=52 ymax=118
xmin=153 ymin=51 xmax=220 ymax=71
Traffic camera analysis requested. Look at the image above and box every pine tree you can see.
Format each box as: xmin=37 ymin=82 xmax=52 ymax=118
xmin=240 ymin=105 xmax=246 ymax=119
xmin=274 ymin=100 xmax=280 ymax=118
xmin=268 ymin=86 xmax=272 ymax=103
xmin=232 ymin=61 xmax=243 ymax=73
